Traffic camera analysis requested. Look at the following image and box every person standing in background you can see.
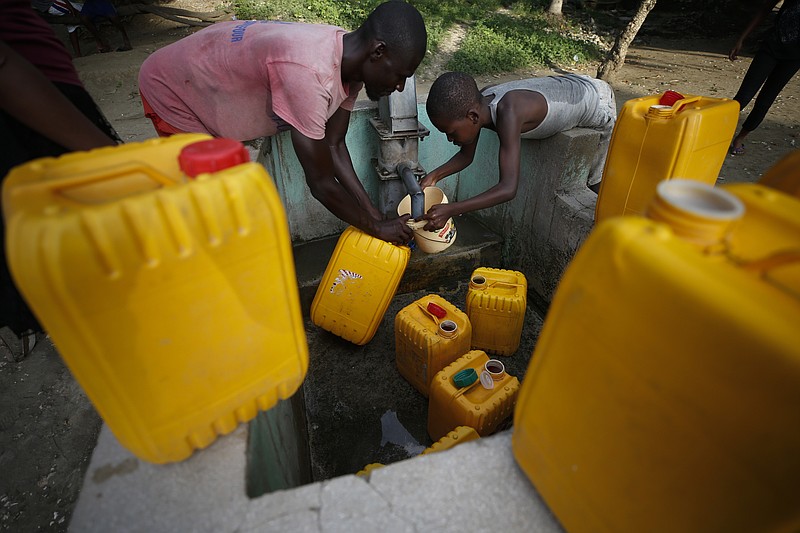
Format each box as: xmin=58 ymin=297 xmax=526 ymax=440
xmin=729 ymin=0 xmax=800 ymax=155
xmin=0 ymin=0 xmax=120 ymax=360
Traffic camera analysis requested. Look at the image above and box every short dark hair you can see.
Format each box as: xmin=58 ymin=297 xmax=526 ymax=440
xmin=361 ymin=1 xmax=427 ymax=64
xmin=426 ymin=72 xmax=482 ymax=121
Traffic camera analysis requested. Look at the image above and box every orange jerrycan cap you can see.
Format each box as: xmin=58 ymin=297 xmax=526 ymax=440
xmin=427 ymin=301 xmax=447 ymax=319
xmin=179 ymin=138 xmax=249 ymax=178
xmin=453 ymin=368 xmax=478 ymax=388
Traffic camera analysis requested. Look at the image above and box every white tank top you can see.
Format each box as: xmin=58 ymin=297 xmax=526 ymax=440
xmin=483 ymin=74 xmax=607 ymax=139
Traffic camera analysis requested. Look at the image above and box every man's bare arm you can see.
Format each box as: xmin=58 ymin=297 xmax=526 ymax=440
xmin=0 ymin=40 xmax=116 ymax=151
xmin=325 ymin=107 xmax=382 ymax=220
xmin=291 ymin=128 xmax=412 ymax=244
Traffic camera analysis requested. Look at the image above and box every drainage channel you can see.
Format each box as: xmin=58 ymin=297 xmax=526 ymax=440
xmin=246 ymin=282 xmax=546 ymax=496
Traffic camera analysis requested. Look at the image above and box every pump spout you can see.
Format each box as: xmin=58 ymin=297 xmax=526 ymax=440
xmin=398 ymin=162 xmax=424 ymax=219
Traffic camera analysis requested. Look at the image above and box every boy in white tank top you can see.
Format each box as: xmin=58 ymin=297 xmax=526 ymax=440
xmin=421 ymin=71 xmax=616 ymax=231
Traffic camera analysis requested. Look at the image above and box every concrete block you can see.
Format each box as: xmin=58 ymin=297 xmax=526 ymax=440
xmin=70 ymin=425 xmax=250 ymax=533
xmin=241 ymin=484 xmax=322 ymax=532
xmin=319 ymin=476 xmax=414 ymax=533
xmin=367 ymin=432 xmax=564 ymax=533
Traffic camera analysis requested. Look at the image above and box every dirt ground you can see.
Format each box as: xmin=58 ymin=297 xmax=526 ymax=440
xmin=1 ymin=4 xmax=798 ymax=532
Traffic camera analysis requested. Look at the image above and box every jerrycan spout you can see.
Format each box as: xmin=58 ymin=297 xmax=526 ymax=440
xmin=398 ymin=162 xmax=424 ymax=219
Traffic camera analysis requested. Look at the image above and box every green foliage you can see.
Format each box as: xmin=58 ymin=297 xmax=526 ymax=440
xmin=448 ymin=23 xmax=534 ymax=74
xmin=232 ymin=0 xmax=381 ymax=28
xmin=230 ymin=0 xmax=604 ymax=75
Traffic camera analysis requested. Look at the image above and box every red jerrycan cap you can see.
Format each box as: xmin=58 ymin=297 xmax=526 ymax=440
xmin=179 ymin=138 xmax=250 ymax=178
xmin=427 ymin=301 xmax=447 ymax=319
xmin=659 ymin=90 xmax=685 ymax=107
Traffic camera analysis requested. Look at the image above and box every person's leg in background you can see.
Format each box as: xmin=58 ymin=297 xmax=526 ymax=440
xmin=80 ymin=0 xmax=132 ymax=52
xmin=731 ymin=35 xmax=800 ymax=154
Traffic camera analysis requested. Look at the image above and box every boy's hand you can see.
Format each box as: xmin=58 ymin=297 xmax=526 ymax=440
xmin=371 ymin=214 xmax=414 ymax=245
xmin=421 ymin=204 xmax=453 ymax=231
xmin=419 ymin=173 xmax=438 ymax=189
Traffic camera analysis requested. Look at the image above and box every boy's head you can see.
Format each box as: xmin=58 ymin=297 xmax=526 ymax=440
xmin=426 ymin=72 xmax=483 ymax=146
xmin=356 ymin=1 xmax=427 ymax=101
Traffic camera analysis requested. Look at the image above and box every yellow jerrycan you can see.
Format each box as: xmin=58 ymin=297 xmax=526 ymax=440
xmin=465 ymin=267 xmax=527 ymax=356
xmin=428 ymin=350 xmax=519 ymax=441
xmin=3 ymin=134 xmax=309 ymax=464
xmin=355 ymin=426 xmax=480 ymax=477
xmin=512 ymin=179 xmax=800 ymax=533
xmin=421 ymin=426 xmax=480 ymax=455
xmin=311 ymin=226 xmax=410 ymax=345
xmin=758 ymin=148 xmax=800 ymax=199
xmin=395 ymin=294 xmax=472 ymax=397
xmin=595 ymin=91 xmax=739 ymax=223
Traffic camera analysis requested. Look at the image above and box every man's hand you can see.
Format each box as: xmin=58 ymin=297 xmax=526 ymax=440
xmin=421 ymin=203 xmax=453 ymax=231
xmin=371 ymin=214 xmax=414 ymax=245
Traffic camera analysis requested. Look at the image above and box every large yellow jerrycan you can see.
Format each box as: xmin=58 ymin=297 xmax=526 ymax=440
xmin=395 ymin=294 xmax=472 ymax=397
xmin=311 ymin=226 xmax=410 ymax=345
xmin=595 ymin=91 xmax=739 ymax=223
xmin=3 ymin=134 xmax=309 ymax=464
xmin=512 ymin=179 xmax=800 ymax=533
xmin=428 ymin=350 xmax=519 ymax=441
xmin=465 ymin=267 xmax=527 ymax=356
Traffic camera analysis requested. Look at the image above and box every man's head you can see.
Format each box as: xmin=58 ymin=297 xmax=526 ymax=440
xmin=426 ymin=71 xmax=483 ymax=146
xmin=354 ymin=1 xmax=427 ymax=101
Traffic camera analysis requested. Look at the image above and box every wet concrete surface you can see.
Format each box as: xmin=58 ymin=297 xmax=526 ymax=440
xmin=302 ymin=281 xmax=546 ymax=481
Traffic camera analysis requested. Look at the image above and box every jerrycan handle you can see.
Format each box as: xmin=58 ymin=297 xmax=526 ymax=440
xmin=487 ymin=281 xmax=524 ymax=289
xmin=53 ymin=161 xmax=180 ymax=205
xmin=470 ymin=275 xmax=523 ymax=290
xmin=671 ymin=95 xmax=702 ymax=112
xmin=648 ymin=95 xmax=702 ymax=118
xmin=452 ymin=368 xmax=481 ymax=399
xmin=416 ymin=301 xmax=443 ymax=325
xmin=738 ymin=248 xmax=800 ymax=275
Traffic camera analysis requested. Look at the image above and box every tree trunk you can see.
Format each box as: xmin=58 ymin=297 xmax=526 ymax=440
xmin=596 ymin=0 xmax=657 ymax=81
xmin=547 ymin=0 xmax=563 ymax=16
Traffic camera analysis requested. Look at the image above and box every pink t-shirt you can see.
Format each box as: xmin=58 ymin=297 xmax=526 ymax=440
xmin=138 ymin=21 xmax=362 ymax=141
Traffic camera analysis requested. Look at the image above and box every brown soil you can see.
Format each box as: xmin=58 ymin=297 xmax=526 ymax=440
xmin=1 ymin=6 xmax=798 ymax=532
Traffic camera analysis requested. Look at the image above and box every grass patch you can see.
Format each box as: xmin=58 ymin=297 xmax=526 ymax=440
xmin=230 ymin=0 xmax=605 ymax=76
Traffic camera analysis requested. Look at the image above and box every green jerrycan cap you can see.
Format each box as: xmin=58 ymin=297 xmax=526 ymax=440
xmin=453 ymin=368 xmax=478 ymax=388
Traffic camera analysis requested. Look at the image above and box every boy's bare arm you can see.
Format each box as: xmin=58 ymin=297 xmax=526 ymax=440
xmin=419 ymin=139 xmax=478 ymax=188
xmin=421 ymin=114 xmax=522 ymax=230
xmin=291 ymin=128 xmax=412 ymax=245
xmin=325 ymin=107 xmax=382 ymax=220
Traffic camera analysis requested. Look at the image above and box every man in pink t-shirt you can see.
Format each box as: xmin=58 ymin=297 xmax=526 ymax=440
xmin=138 ymin=1 xmax=427 ymax=245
